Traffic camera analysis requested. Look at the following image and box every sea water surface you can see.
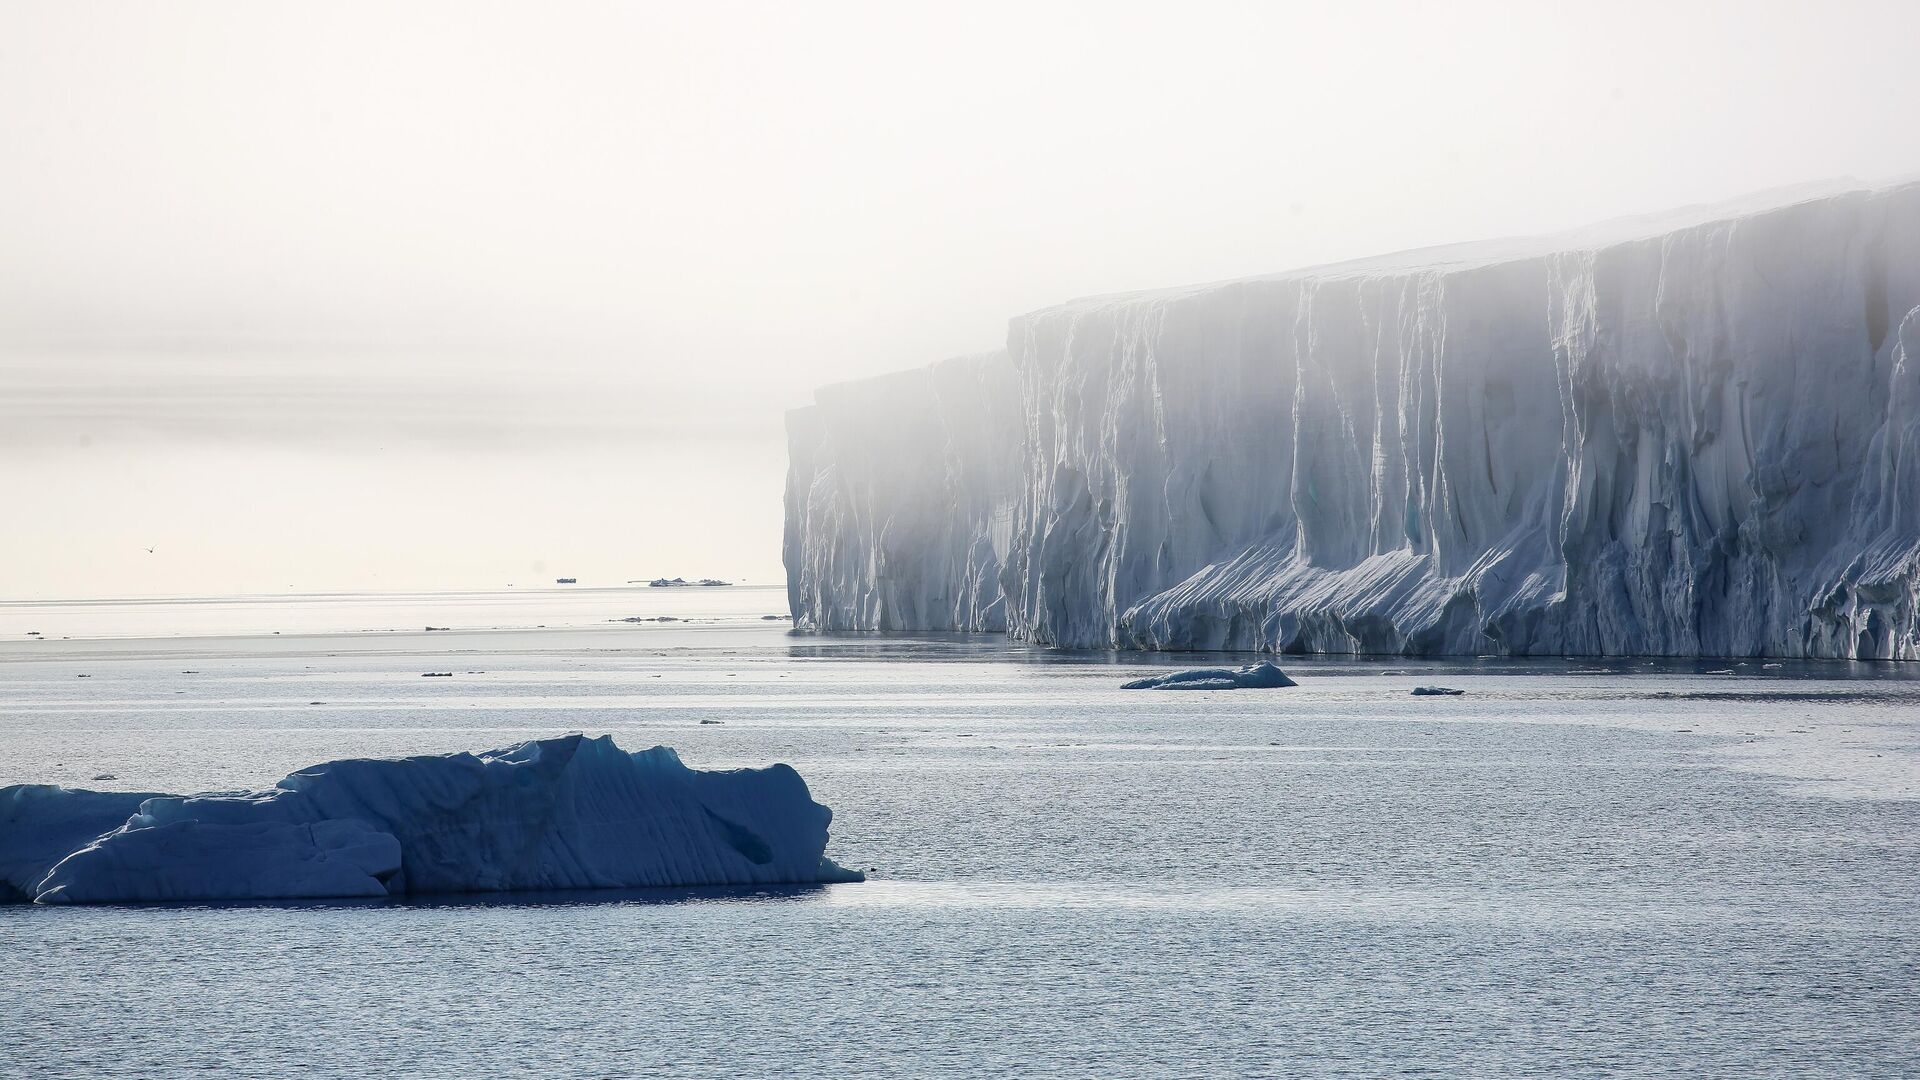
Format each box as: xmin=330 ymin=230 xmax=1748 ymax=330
xmin=2 ymin=586 xmax=1917 ymax=1077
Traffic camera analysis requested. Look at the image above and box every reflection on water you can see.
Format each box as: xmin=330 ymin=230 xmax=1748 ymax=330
xmin=401 ymin=883 xmax=835 ymax=910
xmin=24 ymin=883 xmax=841 ymax=914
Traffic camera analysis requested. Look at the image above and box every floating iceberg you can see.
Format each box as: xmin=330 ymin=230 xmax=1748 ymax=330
xmin=1410 ymin=686 xmax=1466 ymax=696
xmin=0 ymin=735 xmax=862 ymax=905
xmin=1121 ymin=661 xmax=1297 ymax=691
xmin=786 ymin=180 xmax=1920 ymax=659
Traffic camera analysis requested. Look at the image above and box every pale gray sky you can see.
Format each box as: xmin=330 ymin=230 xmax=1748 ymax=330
xmin=5 ymin=0 xmax=1919 ymax=597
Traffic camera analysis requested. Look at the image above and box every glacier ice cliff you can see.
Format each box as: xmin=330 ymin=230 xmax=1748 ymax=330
xmin=0 ymin=735 xmax=862 ymax=904
xmin=786 ymin=180 xmax=1920 ymax=659
xmin=785 ymin=352 xmax=1022 ymax=632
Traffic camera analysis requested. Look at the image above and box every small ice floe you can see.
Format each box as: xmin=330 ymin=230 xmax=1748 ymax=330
xmin=1410 ymin=686 xmax=1465 ymax=696
xmin=1121 ymin=661 xmax=1297 ymax=691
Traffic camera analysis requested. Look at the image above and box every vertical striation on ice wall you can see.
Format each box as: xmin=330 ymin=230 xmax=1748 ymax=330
xmin=785 ymin=181 xmax=1920 ymax=658
xmin=784 ymin=352 xmax=1021 ymax=631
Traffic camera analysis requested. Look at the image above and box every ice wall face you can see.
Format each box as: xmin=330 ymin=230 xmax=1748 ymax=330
xmin=784 ymin=352 xmax=1021 ymax=631
xmin=786 ymin=182 xmax=1920 ymax=658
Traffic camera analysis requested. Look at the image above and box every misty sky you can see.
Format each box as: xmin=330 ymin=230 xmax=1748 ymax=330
xmin=5 ymin=0 xmax=1919 ymax=598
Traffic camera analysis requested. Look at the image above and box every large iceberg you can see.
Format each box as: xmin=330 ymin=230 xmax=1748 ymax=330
xmin=0 ymin=735 xmax=862 ymax=905
xmin=786 ymin=180 xmax=1920 ymax=659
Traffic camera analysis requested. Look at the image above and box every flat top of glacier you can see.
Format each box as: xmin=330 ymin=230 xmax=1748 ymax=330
xmin=1040 ymin=175 xmax=1917 ymax=313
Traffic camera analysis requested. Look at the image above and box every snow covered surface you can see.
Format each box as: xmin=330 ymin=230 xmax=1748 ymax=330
xmin=787 ymin=180 xmax=1920 ymax=658
xmin=1120 ymin=661 xmax=1298 ymax=691
xmin=1 ymin=734 xmax=861 ymax=904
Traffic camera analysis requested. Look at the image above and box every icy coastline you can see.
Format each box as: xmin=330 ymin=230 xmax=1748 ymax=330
xmin=1 ymin=735 xmax=861 ymax=904
xmin=785 ymin=181 xmax=1920 ymax=659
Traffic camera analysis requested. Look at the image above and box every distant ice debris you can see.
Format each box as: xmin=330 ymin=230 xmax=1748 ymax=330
xmin=1121 ymin=661 xmax=1298 ymax=691
xmin=649 ymin=577 xmax=732 ymax=588
xmin=0 ymin=734 xmax=861 ymax=905
xmin=1410 ymin=686 xmax=1466 ymax=696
